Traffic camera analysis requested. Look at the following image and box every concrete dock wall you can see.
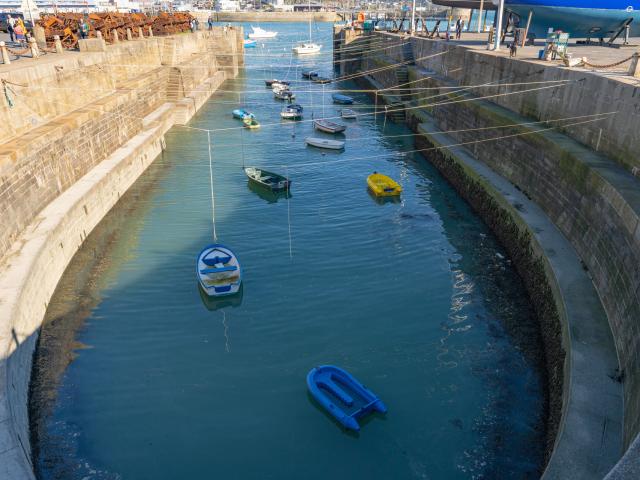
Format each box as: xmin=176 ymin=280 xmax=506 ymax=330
xmin=0 ymin=27 xmax=241 ymax=479
xmin=337 ymin=28 xmax=640 ymax=478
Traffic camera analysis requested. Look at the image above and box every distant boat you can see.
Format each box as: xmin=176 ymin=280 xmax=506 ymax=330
xmin=274 ymin=89 xmax=295 ymax=101
xmin=341 ymin=108 xmax=358 ymax=119
xmin=313 ymin=119 xmax=347 ymax=134
xmin=243 ymin=115 xmax=260 ymax=129
xmin=244 ymin=167 xmax=291 ymax=192
xmin=243 ymin=39 xmax=257 ymax=48
xmin=312 ymin=76 xmax=332 ymax=84
xmin=232 ymin=108 xmax=254 ymax=120
xmin=265 ymin=79 xmax=290 ymax=87
xmin=367 ymin=172 xmax=402 ymax=197
xmin=196 ymin=244 xmax=242 ymax=297
xmin=248 ymin=26 xmax=278 ymax=39
xmin=307 ymin=365 xmax=387 ymax=431
xmin=293 ymin=42 xmax=322 ymax=55
xmin=302 ymin=70 xmax=318 ymax=79
xmin=305 ymin=137 xmax=345 ymax=150
xmin=332 ymin=93 xmax=354 ymax=105
xmin=271 ymin=82 xmax=290 ymax=92
xmin=281 ymin=104 xmax=304 ymax=120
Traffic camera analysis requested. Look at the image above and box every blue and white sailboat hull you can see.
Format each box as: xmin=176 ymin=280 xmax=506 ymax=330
xmin=500 ymin=1 xmax=640 ymax=38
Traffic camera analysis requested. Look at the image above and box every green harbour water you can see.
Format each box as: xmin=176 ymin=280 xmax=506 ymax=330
xmin=32 ymin=23 xmax=546 ymax=480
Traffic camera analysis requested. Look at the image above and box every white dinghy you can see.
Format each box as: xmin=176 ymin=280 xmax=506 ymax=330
xmin=305 ymin=137 xmax=345 ymax=150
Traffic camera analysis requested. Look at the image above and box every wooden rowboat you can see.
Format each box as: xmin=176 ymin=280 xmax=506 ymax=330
xmin=313 ymin=119 xmax=347 ymax=134
xmin=244 ymin=167 xmax=291 ymax=192
xmin=332 ymin=93 xmax=354 ymax=105
xmin=341 ymin=108 xmax=358 ymax=119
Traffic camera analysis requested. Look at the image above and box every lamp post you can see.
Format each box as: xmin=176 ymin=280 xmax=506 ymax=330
xmin=494 ymin=0 xmax=505 ymax=51
xmin=477 ymin=0 xmax=484 ymax=33
xmin=410 ymin=0 xmax=416 ymax=35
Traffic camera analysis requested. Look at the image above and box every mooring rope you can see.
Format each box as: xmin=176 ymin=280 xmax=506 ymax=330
xmin=207 ymin=131 xmax=217 ymax=241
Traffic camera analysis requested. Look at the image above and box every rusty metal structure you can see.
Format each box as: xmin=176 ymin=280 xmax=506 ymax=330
xmin=36 ymin=12 xmax=194 ymax=49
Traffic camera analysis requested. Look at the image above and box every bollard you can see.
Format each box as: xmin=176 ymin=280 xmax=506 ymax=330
xmin=138 ymin=27 xmax=144 ymax=38
xmin=54 ymin=35 xmax=63 ymax=54
xmin=0 ymin=41 xmax=10 ymax=64
xmin=630 ymin=53 xmax=640 ymax=78
xmin=126 ymin=28 xmax=133 ymax=41
xmin=113 ymin=29 xmax=119 ymax=43
xmin=148 ymin=26 xmax=153 ymax=37
xmin=29 ymin=37 xmax=40 ymax=58
xmin=96 ymin=30 xmax=103 ymax=39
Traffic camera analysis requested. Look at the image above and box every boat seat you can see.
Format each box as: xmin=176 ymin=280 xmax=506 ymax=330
xmin=200 ymin=266 xmax=238 ymax=274
xmin=203 ymin=253 xmax=232 ymax=266
xmin=318 ymin=377 xmax=354 ymax=406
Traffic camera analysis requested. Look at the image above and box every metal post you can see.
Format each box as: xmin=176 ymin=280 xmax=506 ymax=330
xmin=410 ymin=0 xmax=416 ymax=35
xmin=0 ymin=42 xmax=11 ymax=64
xmin=494 ymin=0 xmax=505 ymax=51
xmin=630 ymin=53 xmax=640 ymax=78
xmin=29 ymin=37 xmax=39 ymax=58
xmin=523 ymin=10 xmax=533 ymax=47
xmin=54 ymin=35 xmax=63 ymax=54
xmin=477 ymin=0 xmax=484 ymax=33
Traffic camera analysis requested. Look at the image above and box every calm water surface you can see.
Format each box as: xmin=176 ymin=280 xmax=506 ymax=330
xmin=32 ymin=23 xmax=546 ymax=480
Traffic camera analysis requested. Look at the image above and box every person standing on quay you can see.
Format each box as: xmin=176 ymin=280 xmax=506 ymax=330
xmin=208 ymin=15 xmax=213 ymax=31
xmin=7 ymin=15 xmax=16 ymax=43
xmin=455 ymin=17 xmax=462 ymax=39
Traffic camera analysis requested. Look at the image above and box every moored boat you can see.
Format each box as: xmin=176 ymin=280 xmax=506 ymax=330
xmin=248 ymin=26 xmax=278 ymax=39
xmin=274 ymin=89 xmax=295 ymax=101
xmin=281 ymin=104 xmax=304 ymax=120
xmin=244 ymin=167 xmax=291 ymax=192
xmin=312 ymin=76 xmax=332 ymax=84
xmin=271 ymin=82 xmax=290 ymax=92
xmin=305 ymin=137 xmax=345 ymax=150
xmin=243 ymin=115 xmax=260 ymax=129
xmin=265 ymin=79 xmax=290 ymax=87
xmin=196 ymin=244 xmax=242 ymax=297
xmin=307 ymin=365 xmax=387 ymax=431
xmin=243 ymin=39 xmax=257 ymax=48
xmin=367 ymin=172 xmax=402 ymax=197
xmin=232 ymin=108 xmax=254 ymax=120
xmin=293 ymin=42 xmax=322 ymax=55
xmin=341 ymin=108 xmax=358 ymax=119
xmin=332 ymin=93 xmax=354 ymax=105
xmin=313 ymin=119 xmax=347 ymax=134
xmin=302 ymin=70 xmax=318 ymax=79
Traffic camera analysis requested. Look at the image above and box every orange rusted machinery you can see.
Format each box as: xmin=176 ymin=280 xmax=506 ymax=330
xmin=37 ymin=12 xmax=194 ymax=49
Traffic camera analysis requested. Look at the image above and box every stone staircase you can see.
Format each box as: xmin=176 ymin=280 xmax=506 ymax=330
xmin=166 ymin=68 xmax=184 ymax=102
xmin=402 ymin=41 xmax=415 ymax=65
xmin=395 ymin=66 xmax=411 ymax=101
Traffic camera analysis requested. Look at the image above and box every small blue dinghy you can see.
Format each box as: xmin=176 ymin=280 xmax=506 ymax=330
xmin=307 ymin=365 xmax=387 ymax=431
xmin=332 ymin=93 xmax=354 ymax=105
xmin=196 ymin=244 xmax=242 ymax=297
xmin=232 ymin=108 xmax=254 ymax=120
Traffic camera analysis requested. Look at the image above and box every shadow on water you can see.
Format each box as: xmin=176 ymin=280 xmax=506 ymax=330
xmin=197 ymin=283 xmax=244 ymax=312
xmin=246 ymin=181 xmax=292 ymax=204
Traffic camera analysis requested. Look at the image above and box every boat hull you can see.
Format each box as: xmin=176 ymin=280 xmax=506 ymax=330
xmin=367 ymin=173 xmax=402 ymax=197
xmin=502 ymin=2 xmax=640 ymax=38
xmin=196 ymin=244 xmax=242 ymax=297
xmin=332 ymin=94 xmax=354 ymax=105
xmin=305 ymin=137 xmax=345 ymax=150
xmin=313 ymin=120 xmax=347 ymax=134
xmin=307 ymin=365 xmax=387 ymax=431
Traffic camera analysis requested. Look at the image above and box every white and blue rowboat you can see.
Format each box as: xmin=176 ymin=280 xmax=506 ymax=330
xmin=313 ymin=119 xmax=347 ymax=134
xmin=196 ymin=244 xmax=242 ymax=297
xmin=243 ymin=39 xmax=257 ymax=48
xmin=305 ymin=137 xmax=345 ymax=150
xmin=232 ymin=108 xmax=254 ymax=120
xmin=332 ymin=93 xmax=354 ymax=105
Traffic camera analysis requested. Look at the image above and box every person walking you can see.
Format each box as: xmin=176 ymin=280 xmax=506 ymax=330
xmin=455 ymin=17 xmax=462 ymax=39
xmin=207 ymin=15 xmax=213 ymax=31
xmin=78 ymin=18 xmax=89 ymax=39
xmin=7 ymin=15 xmax=16 ymax=43
xmin=14 ymin=18 xmax=26 ymax=46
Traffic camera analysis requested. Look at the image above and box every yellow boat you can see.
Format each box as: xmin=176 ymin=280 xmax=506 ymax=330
xmin=367 ymin=172 xmax=402 ymax=197
xmin=243 ymin=116 xmax=260 ymax=129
